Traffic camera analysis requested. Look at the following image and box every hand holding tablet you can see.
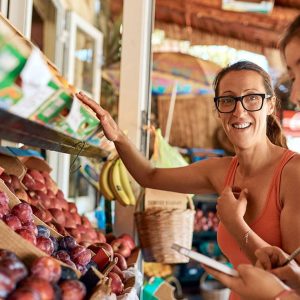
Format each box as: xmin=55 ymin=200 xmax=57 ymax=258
xmin=172 ymin=243 xmax=239 ymax=277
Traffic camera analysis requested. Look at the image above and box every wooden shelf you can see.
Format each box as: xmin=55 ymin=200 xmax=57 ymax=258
xmin=0 ymin=108 xmax=108 ymax=159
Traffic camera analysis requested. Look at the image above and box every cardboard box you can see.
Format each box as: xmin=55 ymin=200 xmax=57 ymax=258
xmin=0 ymin=152 xmax=27 ymax=182
xmin=19 ymin=155 xmax=52 ymax=173
xmin=0 ymin=15 xmax=31 ymax=110
xmin=145 ymin=188 xmax=188 ymax=210
xmin=143 ymin=277 xmax=176 ymax=300
xmin=0 ymin=16 xmax=31 ymax=91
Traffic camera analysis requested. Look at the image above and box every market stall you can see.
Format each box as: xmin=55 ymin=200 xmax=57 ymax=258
xmin=0 ymin=12 xmax=143 ymax=299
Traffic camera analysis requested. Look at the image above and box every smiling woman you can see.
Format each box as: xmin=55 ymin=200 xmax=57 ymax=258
xmin=75 ymin=59 xmax=300 ymax=300
xmin=213 ymin=61 xmax=287 ymax=149
xmin=200 ymin=15 xmax=300 ymax=300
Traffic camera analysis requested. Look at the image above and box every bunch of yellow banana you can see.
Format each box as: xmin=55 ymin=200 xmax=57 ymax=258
xmin=99 ymin=158 xmax=116 ymax=201
xmin=99 ymin=157 xmax=136 ymax=206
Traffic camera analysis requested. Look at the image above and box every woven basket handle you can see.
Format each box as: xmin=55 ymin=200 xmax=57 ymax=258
xmin=134 ymin=188 xmax=145 ymax=213
xmin=187 ymin=195 xmax=195 ymax=210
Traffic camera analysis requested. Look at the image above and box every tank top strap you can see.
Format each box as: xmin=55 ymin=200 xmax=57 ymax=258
xmin=275 ymin=149 xmax=296 ymax=172
xmin=273 ymin=149 xmax=297 ymax=209
xmin=223 ymin=156 xmax=239 ymax=188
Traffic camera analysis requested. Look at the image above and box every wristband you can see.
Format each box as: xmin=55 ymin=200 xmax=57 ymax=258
xmin=274 ymin=289 xmax=296 ymax=300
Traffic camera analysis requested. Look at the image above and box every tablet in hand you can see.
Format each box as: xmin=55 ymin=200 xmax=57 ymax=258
xmin=172 ymin=243 xmax=239 ymax=277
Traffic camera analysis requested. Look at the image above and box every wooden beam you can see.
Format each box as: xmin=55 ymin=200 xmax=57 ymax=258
xmin=156 ymin=0 xmax=299 ymax=31
xmin=154 ymin=0 xmax=300 ymax=48
xmin=275 ymin=0 xmax=300 ymax=9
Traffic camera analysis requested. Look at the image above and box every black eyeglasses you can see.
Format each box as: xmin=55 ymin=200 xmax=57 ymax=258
xmin=214 ymin=93 xmax=272 ymax=113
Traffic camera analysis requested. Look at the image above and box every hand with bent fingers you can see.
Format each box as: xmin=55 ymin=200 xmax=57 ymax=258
xmin=75 ymin=91 xmax=123 ymax=142
xmin=216 ymin=186 xmax=248 ymax=231
xmin=203 ymin=264 xmax=293 ymax=300
xmin=255 ymin=246 xmax=300 ymax=293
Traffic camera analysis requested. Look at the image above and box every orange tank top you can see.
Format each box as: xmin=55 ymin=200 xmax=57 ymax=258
xmin=217 ymin=149 xmax=296 ymax=300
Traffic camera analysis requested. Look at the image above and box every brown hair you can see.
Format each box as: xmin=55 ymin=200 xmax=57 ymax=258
xmin=213 ymin=61 xmax=287 ymax=148
xmin=279 ymin=15 xmax=300 ymax=54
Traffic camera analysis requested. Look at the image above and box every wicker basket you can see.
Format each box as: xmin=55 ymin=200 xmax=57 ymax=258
xmin=135 ymin=200 xmax=195 ymax=264
xmin=157 ymin=94 xmax=220 ymax=148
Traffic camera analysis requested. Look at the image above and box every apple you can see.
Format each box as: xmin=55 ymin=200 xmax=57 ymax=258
xmin=57 ymin=198 xmax=69 ymax=211
xmin=59 ymin=280 xmax=86 ymax=300
xmin=3 ymin=214 xmax=22 ymax=231
xmin=118 ymin=233 xmax=136 ymax=250
xmin=27 ymin=169 xmax=45 ymax=184
xmin=66 ymin=228 xmax=81 ymax=242
xmin=68 ymin=202 xmax=77 ymax=214
xmin=0 ymin=191 xmax=9 ymax=206
xmin=110 ymin=238 xmax=131 ymax=258
xmin=16 ymin=228 xmax=37 ymax=245
xmin=56 ymin=189 xmax=64 ymax=200
xmin=64 ymin=211 xmax=77 ymax=229
xmin=71 ymin=213 xmax=81 ymax=225
xmin=70 ymin=246 xmax=91 ymax=266
xmin=48 ymin=209 xmax=65 ymax=226
xmin=108 ymin=272 xmax=124 ymax=295
xmin=112 ymin=265 xmax=125 ymax=282
xmin=10 ymin=175 xmax=22 ymax=190
xmin=46 ymin=189 xmax=55 ymax=200
xmin=20 ymin=276 xmax=55 ymax=300
xmin=31 ymin=257 xmax=61 ymax=283
xmin=11 ymin=203 xmax=33 ymax=224
xmin=0 ymin=173 xmax=12 ymax=184
xmin=114 ymin=253 xmax=127 ymax=271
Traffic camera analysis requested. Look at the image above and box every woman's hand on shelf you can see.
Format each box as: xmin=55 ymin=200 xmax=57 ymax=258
xmin=76 ymin=92 xmax=123 ymax=143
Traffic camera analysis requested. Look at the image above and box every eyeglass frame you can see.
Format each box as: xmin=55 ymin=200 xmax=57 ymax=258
xmin=214 ymin=93 xmax=272 ymax=113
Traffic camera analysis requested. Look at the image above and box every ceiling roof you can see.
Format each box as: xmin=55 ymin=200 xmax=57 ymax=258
xmin=111 ymin=0 xmax=300 ymax=50
xmin=154 ymin=0 xmax=300 ymax=49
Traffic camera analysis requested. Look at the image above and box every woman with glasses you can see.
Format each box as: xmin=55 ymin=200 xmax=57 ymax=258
xmin=76 ymin=59 xmax=300 ymax=299
xmin=201 ymin=15 xmax=300 ymax=300
xmin=212 ymin=60 xmax=300 ymax=300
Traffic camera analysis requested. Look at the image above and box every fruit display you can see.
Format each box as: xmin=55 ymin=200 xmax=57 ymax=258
xmin=0 ymin=189 xmax=93 ymax=272
xmin=1 ymin=168 xmax=106 ymax=244
xmin=99 ymin=157 xmax=136 ymax=206
xmin=194 ymin=209 xmax=219 ymax=232
xmin=0 ymin=155 xmax=141 ymax=298
xmin=0 ymin=249 xmax=86 ymax=300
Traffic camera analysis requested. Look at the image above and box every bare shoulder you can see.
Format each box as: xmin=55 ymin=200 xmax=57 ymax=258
xmin=281 ymin=152 xmax=300 ymax=201
xmin=282 ymin=152 xmax=300 ymax=180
